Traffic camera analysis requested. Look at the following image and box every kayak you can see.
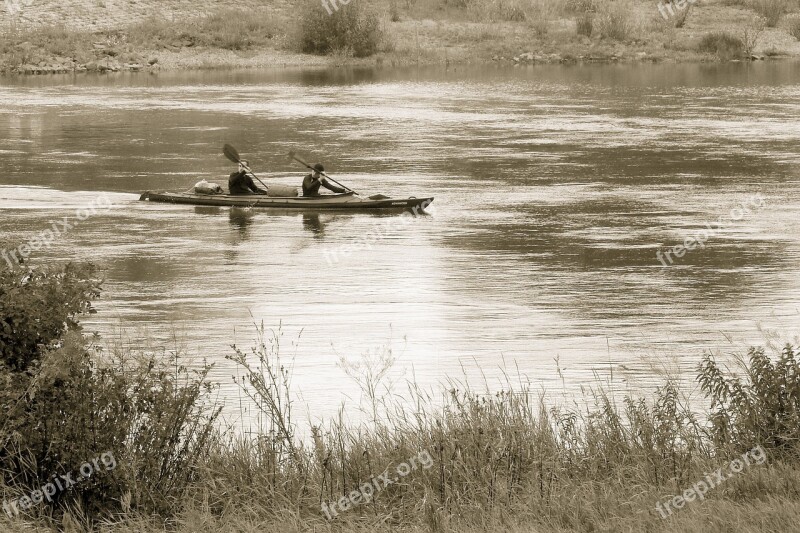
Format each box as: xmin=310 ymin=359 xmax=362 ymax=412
xmin=139 ymin=191 xmax=434 ymax=212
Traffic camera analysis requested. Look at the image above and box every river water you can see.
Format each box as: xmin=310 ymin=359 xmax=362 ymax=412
xmin=1 ymin=63 xmax=799 ymax=425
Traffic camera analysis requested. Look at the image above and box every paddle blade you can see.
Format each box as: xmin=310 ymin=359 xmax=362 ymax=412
xmin=287 ymin=151 xmax=296 ymax=159
xmin=223 ymin=144 xmax=241 ymax=164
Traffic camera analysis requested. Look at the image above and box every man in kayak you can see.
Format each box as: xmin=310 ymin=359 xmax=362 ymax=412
xmin=229 ymin=160 xmax=268 ymax=195
xmin=302 ymin=163 xmax=347 ymax=197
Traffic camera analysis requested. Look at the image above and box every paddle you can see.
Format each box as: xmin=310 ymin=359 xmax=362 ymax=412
xmin=223 ymin=144 xmax=271 ymax=192
xmin=288 ymin=151 xmax=357 ymax=195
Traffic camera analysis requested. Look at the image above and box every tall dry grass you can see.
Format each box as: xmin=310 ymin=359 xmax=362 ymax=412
xmin=787 ymin=14 xmax=800 ymax=39
xmin=4 ymin=267 xmax=800 ymax=532
xmin=128 ymin=9 xmax=278 ymax=51
xmin=749 ymin=0 xmax=789 ymax=27
xmin=594 ymin=0 xmax=639 ymax=41
xmin=160 ymin=332 xmax=800 ymax=532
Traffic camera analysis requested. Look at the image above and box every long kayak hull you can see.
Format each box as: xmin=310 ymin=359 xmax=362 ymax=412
xmin=139 ymin=191 xmax=434 ymax=213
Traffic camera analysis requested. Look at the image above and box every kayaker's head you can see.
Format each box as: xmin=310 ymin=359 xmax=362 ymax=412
xmin=238 ymin=160 xmax=249 ymax=172
xmin=313 ymin=163 xmax=324 ymax=178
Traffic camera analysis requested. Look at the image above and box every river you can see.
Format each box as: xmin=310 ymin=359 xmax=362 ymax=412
xmin=1 ymin=62 xmax=799 ymax=426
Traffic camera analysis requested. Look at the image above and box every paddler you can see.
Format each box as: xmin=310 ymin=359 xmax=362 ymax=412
xmin=302 ymin=163 xmax=347 ymax=197
xmin=229 ymin=160 xmax=268 ymax=195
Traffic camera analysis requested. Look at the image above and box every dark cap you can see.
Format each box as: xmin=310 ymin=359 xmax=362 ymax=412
xmin=313 ymin=163 xmax=325 ymax=172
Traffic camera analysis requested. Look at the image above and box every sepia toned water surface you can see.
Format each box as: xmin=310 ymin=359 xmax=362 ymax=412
xmin=1 ymin=62 xmax=799 ymax=424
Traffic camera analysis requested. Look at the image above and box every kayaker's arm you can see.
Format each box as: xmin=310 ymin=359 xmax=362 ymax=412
xmin=245 ymin=173 xmax=267 ymax=194
xmin=229 ymin=170 xmax=267 ymax=195
xmin=320 ymin=178 xmax=347 ymax=194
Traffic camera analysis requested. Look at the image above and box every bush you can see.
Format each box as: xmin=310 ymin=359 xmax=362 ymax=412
xmin=699 ymin=345 xmax=800 ymax=456
xmin=0 ymin=264 xmax=219 ymax=523
xmin=697 ymin=31 xmax=745 ymax=59
xmin=299 ymin=0 xmax=382 ymax=57
xmin=595 ymin=1 xmax=637 ymax=41
xmin=0 ymin=263 xmax=100 ymax=371
xmin=749 ymin=0 xmax=787 ymax=27
xmin=786 ymin=15 xmax=800 ymax=40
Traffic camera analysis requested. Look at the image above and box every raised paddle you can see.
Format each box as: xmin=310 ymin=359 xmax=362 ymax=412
xmin=288 ymin=151 xmax=357 ymax=195
xmin=223 ymin=144 xmax=271 ymax=192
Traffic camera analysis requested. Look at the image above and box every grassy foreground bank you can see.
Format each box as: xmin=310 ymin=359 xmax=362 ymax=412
xmin=2 ymin=263 xmax=800 ymax=532
xmin=2 ymin=0 xmax=800 ymax=74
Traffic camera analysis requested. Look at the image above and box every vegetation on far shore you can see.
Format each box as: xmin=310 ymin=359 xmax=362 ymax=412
xmin=1 ymin=0 xmax=800 ymax=74
xmin=2 ymin=262 xmax=800 ymax=532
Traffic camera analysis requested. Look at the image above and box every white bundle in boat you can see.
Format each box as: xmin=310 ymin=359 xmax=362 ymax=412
xmin=194 ymin=180 xmax=223 ymax=195
xmin=266 ymin=184 xmax=299 ymax=197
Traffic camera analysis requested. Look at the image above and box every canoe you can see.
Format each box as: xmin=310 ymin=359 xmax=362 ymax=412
xmin=139 ymin=191 xmax=434 ymax=213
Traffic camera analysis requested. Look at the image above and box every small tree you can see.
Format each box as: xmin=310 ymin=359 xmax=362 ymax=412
xmin=741 ymin=17 xmax=766 ymax=56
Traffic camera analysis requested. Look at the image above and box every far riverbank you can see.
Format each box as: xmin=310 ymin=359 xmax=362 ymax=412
xmin=1 ymin=0 xmax=799 ymax=75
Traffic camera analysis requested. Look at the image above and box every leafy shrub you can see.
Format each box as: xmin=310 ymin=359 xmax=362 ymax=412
xmin=749 ymin=0 xmax=787 ymax=27
xmin=697 ymin=31 xmax=745 ymax=59
xmin=698 ymin=345 xmax=800 ymax=456
xmin=0 ymin=263 xmax=100 ymax=371
xmin=0 ymin=265 xmax=219 ymax=523
xmin=299 ymin=0 xmax=382 ymax=57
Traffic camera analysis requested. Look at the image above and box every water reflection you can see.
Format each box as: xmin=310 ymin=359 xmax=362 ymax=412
xmin=229 ymin=208 xmax=254 ymax=238
xmin=302 ymin=214 xmax=324 ymax=236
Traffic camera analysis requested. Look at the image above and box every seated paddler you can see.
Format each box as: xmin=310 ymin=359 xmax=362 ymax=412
xmin=229 ymin=160 xmax=267 ymax=195
xmin=302 ymin=163 xmax=347 ymax=197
